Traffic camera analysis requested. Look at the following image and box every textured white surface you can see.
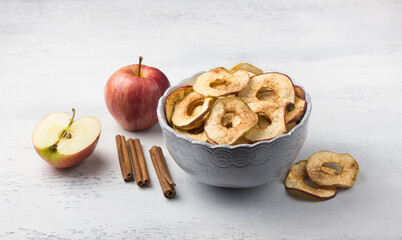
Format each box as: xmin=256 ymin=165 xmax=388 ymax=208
xmin=1 ymin=0 xmax=402 ymax=239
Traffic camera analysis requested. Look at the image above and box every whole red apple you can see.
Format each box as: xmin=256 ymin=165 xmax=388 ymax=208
xmin=105 ymin=57 xmax=170 ymax=131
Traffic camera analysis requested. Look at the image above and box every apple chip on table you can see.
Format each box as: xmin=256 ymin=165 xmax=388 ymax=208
xmin=285 ymin=151 xmax=359 ymax=200
xmin=164 ymin=63 xmax=307 ymax=145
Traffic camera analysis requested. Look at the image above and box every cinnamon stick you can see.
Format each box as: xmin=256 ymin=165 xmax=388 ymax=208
xmin=115 ymin=135 xmax=134 ymax=182
xmin=149 ymin=146 xmax=176 ymax=198
xmin=134 ymin=138 xmax=150 ymax=186
xmin=128 ymin=138 xmax=150 ymax=187
xmin=155 ymin=146 xmax=175 ymax=186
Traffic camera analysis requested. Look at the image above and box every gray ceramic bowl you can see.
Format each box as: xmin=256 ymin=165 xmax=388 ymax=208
xmin=157 ymin=73 xmax=312 ymax=188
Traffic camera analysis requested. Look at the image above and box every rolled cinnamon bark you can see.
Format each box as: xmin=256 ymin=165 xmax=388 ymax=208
xmin=115 ymin=135 xmax=134 ymax=182
xmin=127 ymin=138 xmax=143 ymax=185
xmin=149 ymin=146 xmax=176 ymax=198
xmin=128 ymin=138 xmax=150 ymax=187
xmin=134 ymin=138 xmax=150 ymax=186
xmin=154 ymin=146 xmax=175 ymax=186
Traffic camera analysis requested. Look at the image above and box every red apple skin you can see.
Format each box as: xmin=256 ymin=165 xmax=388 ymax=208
xmin=34 ymin=136 xmax=100 ymax=168
xmin=105 ymin=64 xmax=170 ymax=131
xmin=295 ymin=85 xmax=305 ymax=100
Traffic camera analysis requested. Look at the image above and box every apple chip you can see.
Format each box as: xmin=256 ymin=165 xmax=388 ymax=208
xmin=306 ymin=151 xmax=359 ymax=188
xmin=232 ymin=136 xmax=251 ymax=145
xmin=295 ymin=85 xmax=305 ymax=100
xmin=207 ymin=138 xmax=218 ymax=145
xmin=193 ymin=67 xmax=251 ymax=97
xmin=171 ymin=92 xmax=215 ymax=130
xmin=285 ymin=95 xmax=307 ymax=124
xmin=245 ymin=103 xmax=287 ymax=142
xmin=205 ymin=97 xmax=258 ymax=145
xmin=238 ymin=72 xmax=295 ymax=107
xmin=229 ymin=62 xmax=263 ymax=76
xmin=173 ymin=126 xmax=208 ymax=142
xmin=164 ymin=85 xmax=193 ymax=126
xmin=285 ymin=160 xmax=338 ymax=200
xmin=285 ymin=121 xmax=297 ymax=133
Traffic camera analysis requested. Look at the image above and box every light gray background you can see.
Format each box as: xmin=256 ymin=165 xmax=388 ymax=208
xmin=1 ymin=1 xmax=401 ymax=239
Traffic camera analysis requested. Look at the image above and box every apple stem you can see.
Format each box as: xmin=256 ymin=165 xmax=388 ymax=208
xmin=69 ymin=108 xmax=76 ymax=126
xmin=138 ymin=56 xmax=143 ymax=77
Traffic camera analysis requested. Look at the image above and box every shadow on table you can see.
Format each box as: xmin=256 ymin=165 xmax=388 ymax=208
xmin=122 ymin=123 xmax=163 ymax=143
xmin=194 ymin=181 xmax=278 ymax=204
xmin=47 ymin=152 xmax=109 ymax=178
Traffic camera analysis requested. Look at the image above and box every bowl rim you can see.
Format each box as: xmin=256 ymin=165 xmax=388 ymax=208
xmin=157 ymin=72 xmax=312 ymax=149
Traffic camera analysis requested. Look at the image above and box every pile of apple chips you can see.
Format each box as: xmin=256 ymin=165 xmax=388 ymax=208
xmin=164 ymin=63 xmax=307 ymax=145
xmin=285 ymin=151 xmax=359 ymax=200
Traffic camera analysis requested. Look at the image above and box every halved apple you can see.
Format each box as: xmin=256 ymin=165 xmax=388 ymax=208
xmin=32 ymin=109 xmax=101 ymax=168
xmin=193 ymin=67 xmax=251 ymax=97
xmin=238 ymin=72 xmax=295 ymax=107
xmin=171 ymin=91 xmax=215 ymax=130
xmin=285 ymin=160 xmax=339 ymax=200
xmin=306 ymin=151 xmax=359 ymax=188
xmin=229 ymin=62 xmax=263 ymax=76
xmin=164 ymin=85 xmax=193 ymax=126
xmin=204 ymin=97 xmax=257 ymax=145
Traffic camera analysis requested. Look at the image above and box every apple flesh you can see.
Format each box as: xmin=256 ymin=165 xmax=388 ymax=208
xmin=229 ymin=62 xmax=263 ymax=76
xmin=105 ymin=57 xmax=170 ymax=131
xmin=32 ymin=109 xmax=101 ymax=168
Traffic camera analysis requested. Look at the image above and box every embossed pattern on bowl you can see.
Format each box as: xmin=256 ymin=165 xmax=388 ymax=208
xmin=157 ymin=73 xmax=312 ymax=188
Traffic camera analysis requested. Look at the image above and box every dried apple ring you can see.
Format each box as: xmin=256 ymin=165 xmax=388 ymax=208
xmin=164 ymin=85 xmax=193 ymax=126
xmin=229 ymin=62 xmax=263 ymax=76
xmin=205 ymin=97 xmax=258 ymax=145
xmin=173 ymin=126 xmax=208 ymax=142
xmin=306 ymin=151 xmax=359 ymax=188
xmin=285 ymin=121 xmax=297 ymax=133
xmin=232 ymin=136 xmax=251 ymax=145
xmin=294 ymin=85 xmax=305 ymax=100
xmin=285 ymin=160 xmax=338 ymax=200
xmin=171 ymin=92 xmax=215 ymax=130
xmin=285 ymin=85 xmax=307 ymax=123
xmin=193 ymin=67 xmax=251 ymax=97
xmin=285 ymin=95 xmax=307 ymax=124
xmin=245 ymin=103 xmax=287 ymax=142
xmin=238 ymin=72 xmax=295 ymax=107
